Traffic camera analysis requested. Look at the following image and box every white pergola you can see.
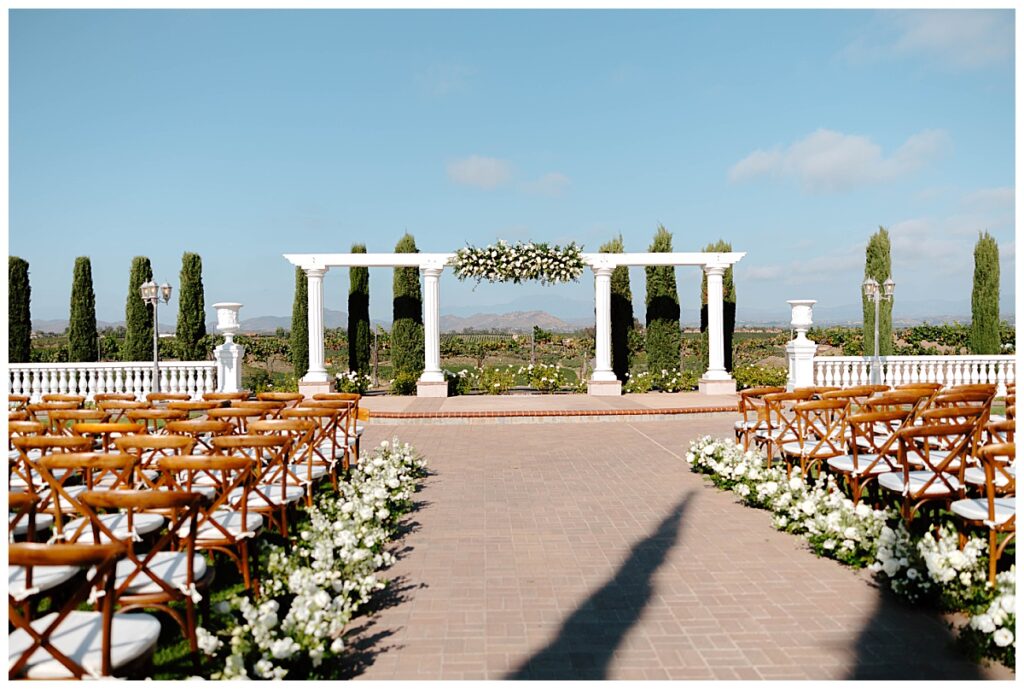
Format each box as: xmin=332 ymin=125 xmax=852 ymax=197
xmin=284 ymin=251 xmax=745 ymax=397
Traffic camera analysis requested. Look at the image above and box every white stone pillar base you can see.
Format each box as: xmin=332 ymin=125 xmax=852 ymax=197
xmin=416 ymin=380 xmax=449 ymax=397
xmin=786 ymin=339 xmax=818 ymax=392
xmin=699 ymin=377 xmax=737 ymax=395
xmin=213 ymin=341 xmax=245 ymax=393
xmin=299 ymin=380 xmax=333 ymax=399
xmin=588 ymin=379 xmax=622 ymax=396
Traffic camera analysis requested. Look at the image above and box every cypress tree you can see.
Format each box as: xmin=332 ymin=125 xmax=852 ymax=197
xmin=391 ymin=233 xmax=424 ymax=381
xmin=599 ymin=235 xmax=633 ymax=381
xmin=699 ymin=240 xmax=737 ymax=372
xmin=970 ymin=231 xmax=1000 ymax=354
xmin=862 ymin=227 xmax=894 ymax=356
xmin=348 ymin=244 xmax=371 ymax=374
xmin=291 ymin=267 xmax=309 ymax=378
xmin=9 ymin=256 xmax=31 ymax=363
xmin=68 ymin=257 xmax=98 ymax=362
xmin=177 ymin=252 xmax=207 ymax=360
xmin=123 ymin=256 xmax=154 ymax=361
xmin=645 ymin=225 xmax=681 ymax=373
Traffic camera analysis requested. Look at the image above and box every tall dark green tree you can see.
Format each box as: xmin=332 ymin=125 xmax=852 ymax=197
xmin=862 ymin=227 xmax=894 ymax=356
xmin=391 ymin=233 xmax=424 ymax=381
xmin=644 ymin=225 xmax=681 ymax=373
xmin=970 ymin=231 xmax=1001 ymax=354
xmin=123 ymin=256 xmax=154 ymax=361
xmin=177 ymin=253 xmax=207 ymax=360
xmin=599 ymin=235 xmax=634 ymax=381
xmin=291 ymin=267 xmax=309 ymax=378
xmin=348 ymin=244 xmax=371 ymax=374
xmin=699 ymin=240 xmax=737 ymax=372
xmin=9 ymin=256 xmax=31 ymax=363
xmin=68 ymin=257 xmax=98 ymax=362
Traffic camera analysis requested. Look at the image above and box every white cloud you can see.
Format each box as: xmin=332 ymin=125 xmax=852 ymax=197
xmin=521 ymin=172 xmax=571 ymax=197
xmin=844 ymin=10 xmax=1013 ymax=70
xmin=728 ymin=128 xmax=949 ymax=194
xmin=742 ymin=244 xmax=865 ymax=286
xmin=963 ymin=187 xmax=1014 ymax=210
xmin=446 ymin=155 xmax=512 ymax=190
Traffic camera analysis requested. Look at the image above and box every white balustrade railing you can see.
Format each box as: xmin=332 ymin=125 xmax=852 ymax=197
xmin=813 ymin=355 xmax=1015 ymax=396
xmin=8 ymin=361 xmax=218 ymax=402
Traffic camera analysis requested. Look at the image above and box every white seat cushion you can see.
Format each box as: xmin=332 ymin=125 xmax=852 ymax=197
xmin=189 ymin=510 xmax=263 ymax=541
xmin=878 ymin=470 xmax=962 ymax=496
xmin=780 ymin=440 xmax=841 ymax=457
xmin=108 ymin=551 xmax=208 ymax=596
xmin=61 ymin=512 xmax=165 ymax=544
xmin=289 ymin=464 xmax=330 ymax=482
xmin=950 ymin=497 xmax=1015 ymax=524
xmin=229 ymin=484 xmax=305 ymax=507
xmin=10 ymin=511 xmax=55 ymax=536
xmin=8 ymin=610 xmax=161 ymax=679
xmin=827 ymin=454 xmax=894 ymax=476
xmin=964 ymin=466 xmax=1013 ymax=487
xmin=9 ymin=564 xmax=79 ymax=599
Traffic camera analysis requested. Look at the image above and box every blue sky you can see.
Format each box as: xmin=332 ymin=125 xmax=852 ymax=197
xmin=9 ymin=9 xmax=1015 ymax=325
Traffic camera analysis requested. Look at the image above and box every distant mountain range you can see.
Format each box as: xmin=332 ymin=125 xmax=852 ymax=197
xmin=31 ymin=298 xmax=1011 ymax=335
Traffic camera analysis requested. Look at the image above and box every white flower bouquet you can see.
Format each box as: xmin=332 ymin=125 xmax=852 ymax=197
xmin=451 ymin=240 xmax=585 ymax=285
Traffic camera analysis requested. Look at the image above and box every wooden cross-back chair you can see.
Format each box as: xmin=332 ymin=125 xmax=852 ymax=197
xmin=8 ymin=494 xmax=67 ymax=619
xmin=93 ymin=393 xmax=137 ymax=403
xmin=754 ymin=389 xmax=816 ymax=465
xmin=879 ymin=420 xmax=976 ymax=524
xmin=10 ymin=435 xmax=93 ymax=504
xmin=71 ymin=422 xmax=147 ymax=453
xmin=26 ymin=401 xmax=80 ymax=427
xmin=41 ymin=394 xmax=86 ymax=406
xmin=279 ymin=407 xmax=344 ymax=487
xmin=164 ymin=419 xmax=235 ymax=454
xmin=114 ymin=434 xmax=196 ymax=488
xmin=96 ymin=400 xmax=151 ymax=423
xmin=203 ymin=391 xmax=250 ymax=403
xmin=778 ymin=398 xmax=849 ymax=478
xmin=124 ymin=408 xmax=188 ymax=435
xmin=47 ymin=409 xmax=110 ymax=436
xmin=256 ymin=392 xmax=304 ymax=409
xmin=10 ymin=394 xmax=31 ymax=412
xmin=206 ymin=406 xmax=264 ymax=434
xmin=9 ymin=410 xmax=29 ymax=422
xmin=298 ymin=399 xmax=357 ymax=468
xmin=828 ymin=408 xmax=915 ymax=504
xmin=77 ymin=489 xmax=210 ymax=657
xmin=157 ymin=455 xmax=261 ymax=591
xmin=167 ymin=400 xmax=225 ymax=419
xmin=9 ymin=541 xmax=162 ymax=680
xmin=313 ymin=392 xmax=364 ymax=439
xmin=210 ymin=435 xmax=302 ymax=537
xmin=231 ymin=400 xmax=287 ymax=420
xmin=734 ymin=386 xmax=786 ymax=451
xmin=146 ymin=392 xmax=191 ymax=405
xmin=952 ymin=442 xmax=1015 ymax=586
xmin=249 ymin=418 xmax=321 ymax=506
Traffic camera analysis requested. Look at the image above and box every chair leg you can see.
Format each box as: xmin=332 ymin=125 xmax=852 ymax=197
xmin=989 ymin=530 xmax=998 ymax=587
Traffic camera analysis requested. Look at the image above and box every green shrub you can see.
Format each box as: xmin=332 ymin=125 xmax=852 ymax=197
xmin=335 ymin=370 xmax=372 ymax=394
xmin=177 ymin=252 xmax=207 ymax=361
xmin=445 ymin=369 xmax=474 ymax=396
xmin=390 ymin=370 xmax=419 ymax=396
xmin=9 ymin=256 xmax=31 ymax=363
xmin=478 ymin=366 xmax=516 ymax=394
xmin=243 ymin=368 xmax=273 ymax=394
xmin=655 ymin=367 xmax=698 ymax=392
xmin=624 ymin=370 xmax=654 ymax=393
xmin=733 ymin=364 xmax=788 ymax=390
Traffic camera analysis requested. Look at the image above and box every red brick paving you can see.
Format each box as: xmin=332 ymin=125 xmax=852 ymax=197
xmin=350 ymin=418 xmax=1011 ymax=680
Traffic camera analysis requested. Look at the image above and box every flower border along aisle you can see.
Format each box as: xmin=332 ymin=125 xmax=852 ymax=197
xmin=197 ymin=438 xmax=427 ymax=679
xmin=685 ymin=437 xmax=1015 ymax=670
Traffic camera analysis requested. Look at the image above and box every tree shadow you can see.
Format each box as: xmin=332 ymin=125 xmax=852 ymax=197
xmin=506 ymin=492 xmax=695 ymax=680
xmin=335 ymin=575 xmax=427 ymax=678
xmin=846 ymin=581 xmax=987 ymax=680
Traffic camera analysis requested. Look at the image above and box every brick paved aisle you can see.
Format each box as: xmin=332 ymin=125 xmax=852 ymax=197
xmin=350 ymin=416 xmax=1009 ymax=680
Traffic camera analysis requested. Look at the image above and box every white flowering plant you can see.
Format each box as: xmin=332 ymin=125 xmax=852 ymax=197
xmin=335 ymin=370 xmax=373 ymax=394
xmin=197 ymin=438 xmax=426 ymax=679
xmin=960 ymin=566 xmax=1015 ymax=668
xmin=518 ymin=362 xmax=568 ymax=393
xmin=477 ymin=365 xmax=517 ymax=394
xmin=451 ymin=240 xmax=585 ymax=285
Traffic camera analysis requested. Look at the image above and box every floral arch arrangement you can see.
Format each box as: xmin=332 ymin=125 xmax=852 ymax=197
xmin=450 ymin=240 xmax=586 ymax=285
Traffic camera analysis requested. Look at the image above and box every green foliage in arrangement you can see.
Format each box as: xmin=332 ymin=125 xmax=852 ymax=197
xmin=68 ymin=257 xmax=98 ymax=362
xmin=348 ymin=243 xmax=371 ymax=374
xmin=391 ymin=233 xmax=424 ymax=384
xmin=9 ymin=256 xmax=31 ymax=363
xmin=600 ymin=234 xmax=634 ymax=382
xmin=390 ymin=370 xmax=419 ymax=395
xmin=123 ymin=256 xmax=154 ymax=361
xmin=732 ymin=364 xmax=789 ymax=390
xmin=970 ymin=231 xmax=1001 ymax=355
xmin=645 ymin=225 xmax=682 ymax=374
xmin=862 ymin=227 xmax=894 ymax=356
xmin=699 ymin=239 xmax=737 ymax=372
xmin=290 ymin=267 xmax=308 ymax=378
xmin=177 ymin=252 xmax=207 ymax=360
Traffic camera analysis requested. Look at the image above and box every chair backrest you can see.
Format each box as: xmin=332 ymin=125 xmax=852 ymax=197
xmin=895 ymin=422 xmax=975 ymax=496
xmin=845 ymin=408 xmax=914 ymax=471
xmin=156 ymin=455 xmax=255 ymax=543
xmin=791 ymin=399 xmax=848 ymax=457
xmin=761 ymin=389 xmax=815 ymax=441
xmin=9 ymin=394 xmax=31 ymax=411
xmin=114 ymin=434 xmax=196 ymax=482
xmin=35 ymin=452 xmax=140 ymax=532
xmin=41 ymin=394 xmax=86 ymax=406
xmin=8 ymin=542 xmax=125 ymax=679
xmin=256 ymin=392 xmax=305 ymax=407
xmin=167 ymin=400 xmax=225 ymax=416
xmin=124 ymin=407 xmax=189 ymax=433
xmin=977 ymin=442 xmax=1015 ymax=503
xmin=9 ymin=491 xmax=42 ymax=542
xmin=70 ymin=422 xmax=146 ymax=453
xmin=9 ymin=410 xmax=29 ymax=422
xmin=203 ymin=391 xmax=250 ymax=402
xmin=26 ymin=401 xmax=79 ymax=425
xmin=47 ymin=409 xmax=109 ymax=435
xmin=207 ymin=406 xmax=265 ymax=433
xmin=146 ymin=392 xmax=192 ymax=403
xmin=896 ymin=382 xmax=944 ymax=392
xmin=232 ymin=400 xmax=286 ymax=418
xmin=96 ymin=399 xmax=151 ymax=423
xmin=93 ymin=393 xmax=138 ymax=403
xmin=983 ymin=419 xmax=1015 ymax=445
xmin=164 ymin=419 xmax=235 ymax=451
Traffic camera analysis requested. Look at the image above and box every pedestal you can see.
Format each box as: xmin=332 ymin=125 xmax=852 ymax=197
xmin=416 ymin=380 xmax=449 ymax=398
xmin=213 ymin=341 xmax=245 ymax=393
xmin=698 ymin=377 xmax=737 ymax=395
xmin=587 ymin=379 xmax=622 ymax=396
xmin=299 ymin=380 xmax=333 ymax=400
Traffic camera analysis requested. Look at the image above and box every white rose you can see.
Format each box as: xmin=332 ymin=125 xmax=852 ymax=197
xmin=906 ymin=568 xmax=919 ymax=580
xmin=993 ymin=628 xmax=1014 ymax=647
xmin=1000 ymin=595 xmax=1015 ymax=613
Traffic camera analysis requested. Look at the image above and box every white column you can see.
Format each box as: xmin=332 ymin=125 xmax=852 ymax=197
xmin=419 ymin=265 xmax=445 ymax=384
xmin=590 ymin=265 xmax=617 ymax=383
xmin=785 ymin=299 xmax=818 ymax=391
xmin=699 ymin=264 xmax=736 ymax=395
xmin=703 ymin=266 xmax=729 ymax=381
xmin=303 ymin=267 xmax=330 ymax=383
